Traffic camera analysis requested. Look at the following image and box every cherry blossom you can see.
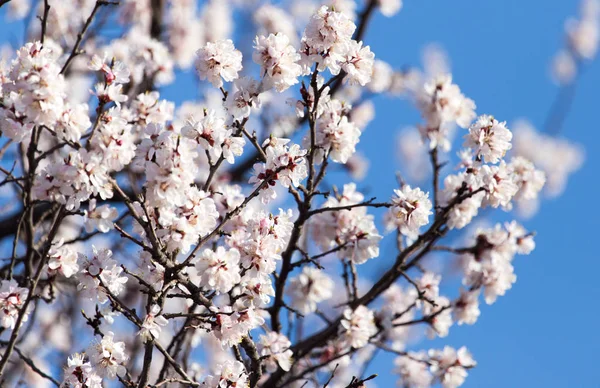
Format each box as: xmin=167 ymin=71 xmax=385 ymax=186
xmin=0 ymin=280 xmax=30 ymax=330
xmin=287 ymin=267 xmax=334 ymax=314
xmin=87 ymin=332 xmax=128 ymax=378
xmin=196 ymin=39 xmax=243 ymax=88
xmin=387 ymin=185 xmax=433 ymax=239
xmin=138 ymin=305 xmax=169 ymax=343
xmin=0 ymin=2 xmax=582 ymax=387
xmin=340 ymin=305 xmax=378 ymax=349
xmin=464 ymin=115 xmax=513 ymax=164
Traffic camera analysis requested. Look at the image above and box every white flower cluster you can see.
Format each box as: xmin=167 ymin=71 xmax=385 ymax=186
xmin=253 ymin=33 xmax=303 ymax=92
xmin=340 ymin=305 xmax=379 ymax=349
xmin=378 ymin=0 xmax=403 ymax=17
xmin=462 ymin=221 xmax=535 ymax=305
xmin=0 ymin=280 xmax=30 ymax=330
xmin=311 ymin=97 xmax=363 ymax=164
xmin=512 ymin=120 xmax=583 ymax=198
xmin=301 ymin=6 xmax=375 ymax=86
xmin=134 ymin=122 xmax=219 ymax=254
xmin=0 ymin=42 xmax=87 ymax=142
xmin=416 ymin=74 xmax=476 ymax=151
xmin=62 ymin=332 xmax=128 ymax=387
xmin=30 ymin=54 xmax=137 ymax=211
xmin=196 ymin=246 xmax=242 ymax=294
xmin=203 ymin=360 xmax=248 ymax=388
xmin=438 ymin=117 xmax=546 ymax=229
xmin=181 ymin=108 xmax=245 ymax=164
xmin=552 ymin=0 xmax=600 ymax=83
xmin=254 ymin=4 xmax=299 ymax=46
xmin=48 ymin=240 xmax=80 ymax=278
xmin=249 ymin=137 xmax=308 ymax=203
xmin=259 ymin=332 xmax=294 ymax=372
xmin=166 ymin=0 xmax=203 ymax=68
xmin=395 ymin=346 xmax=476 ymax=388
xmin=386 ymin=185 xmax=433 ymax=239
xmin=311 ymin=183 xmax=382 ymax=264
xmin=226 ymin=208 xmax=294 ymax=306
xmin=84 ymin=199 xmax=119 ymax=234
xmin=196 ymin=39 xmax=243 ymax=88
xmin=138 ymin=305 xmax=169 ymax=343
xmin=86 ymin=332 xmax=129 ymax=378
xmin=127 ymin=91 xmax=175 ymax=134
xmin=102 ymin=29 xmax=174 ymax=86
xmin=62 ymin=353 xmax=103 ymax=388
xmin=287 ymin=266 xmax=334 ymax=315
xmin=464 ymin=115 xmax=512 ymax=164
xmin=76 ymin=247 xmax=128 ymax=305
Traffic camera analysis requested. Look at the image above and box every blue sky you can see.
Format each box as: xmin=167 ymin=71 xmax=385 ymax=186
xmin=0 ymin=1 xmax=598 ymax=387
xmin=360 ymin=1 xmax=600 ymax=387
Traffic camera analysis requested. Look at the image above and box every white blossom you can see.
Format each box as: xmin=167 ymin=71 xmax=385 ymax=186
xmin=138 ymin=305 xmax=169 ymax=342
xmin=464 ymin=115 xmax=512 ymax=164
xmin=48 ymin=240 xmax=80 ymax=278
xmin=196 ymin=246 xmax=242 ymax=294
xmin=253 ymin=33 xmax=303 ymax=92
xmin=62 ymin=353 xmax=103 ymax=388
xmin=378 ymin=0 xmax=403 ymax=17
xmin=340 ymin=305 xmax=378 ymax=349
xmin=387 ymin=185 xmax=433 ymax=239
xmin=203 ymin=360 xmax=248 ymax=388
xmin=259 ymin=332 xmax=294 ymax=372
xmin=196 ymin=39 xmax=243 ymax=88
xmin=311 ymin=183 xmax=381 ymax=264
xmin=87 ymin=331 xmax=128 ymax=378
xmin=429 ymin=346 xmax=476 ymax=388
xmin=287 ymin=267 xmax=334 ymax=314
xmin=84 ymin=199 xmax=118 ymax=233
xmin=0 ymin=280 xmax=29 ymax=329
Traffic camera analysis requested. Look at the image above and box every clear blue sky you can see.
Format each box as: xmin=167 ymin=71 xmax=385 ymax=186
xmin=1 ymin=1 xmax=598 ymax=387
xmin=360 ymin=1 xmax=600 ymax=387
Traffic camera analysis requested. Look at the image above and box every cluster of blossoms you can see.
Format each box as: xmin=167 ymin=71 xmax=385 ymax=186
xmin=339 ymin=305 xmax=379 ymax=349
xmin=385 ymin=185 xmax=433 ymax=239
xmin=300 ymin=6 xmax=375 ymax=86
xmin=512 ymin=120 xmax=583 ymax=214
xmin=310 ymin=97 xmax=363 ymax=164
xmin=311 ymin=183 xmax=382 ymax=264
xmin=287 ymin=266 xmax=334 ymax=314
xmin=101 ymin=29 xmax=175 ymax=86
xmin=76 ymin=247 xmax=128 ymax=305
xmin=195 ymin=39 xmax=243 ymax=88
xmin=62 ymin=332 xmax=128 ymax=386
xmin=249 ymin=137 xmax=308 ymax=203
xmin=253 ymin=33 xmax=303 ymax=92
xmin=430 ymin=115 xmax=548 ymax=230
xmin=20 ymin=50 xmax=138 ymax=211
xmin=552 ymin=0 xmax=600 ymax=83
xmin=461 ymin=221 xmax=535 ymax=305
xmin=138 ymin=305 xmax=169 ymax=343
xmin=259 ymin=332 xmax=294 ymax=372
xmin=0 ymin=42 xmax=88 ymax=142
xmin=395 ymin=346 xmax=476 ymax=388
xmin=48 ymin=240 xmax=80 ymax=278
xmin=415 ymin=74 xmax=476 ymax=151
xmin=0 ymin=1 xmax=584 ymax=388
xmin=0 ymin=280 xmax=30 ymax=329
xmin=204 ymin=360 xmax=248 ymax=388
xmin=134 ymin=120 xmax=219 ymax=254
xmin=182 ymin=108 xmax=245 ymax=164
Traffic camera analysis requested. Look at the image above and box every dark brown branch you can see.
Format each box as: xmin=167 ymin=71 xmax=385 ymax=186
xmin=0 ymin=206 xmax=65 ymax=378
xmin=39 ymin=0 xmax=50 ymax=44
xmin=60 ymin=0 xmax=119 ymax=74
